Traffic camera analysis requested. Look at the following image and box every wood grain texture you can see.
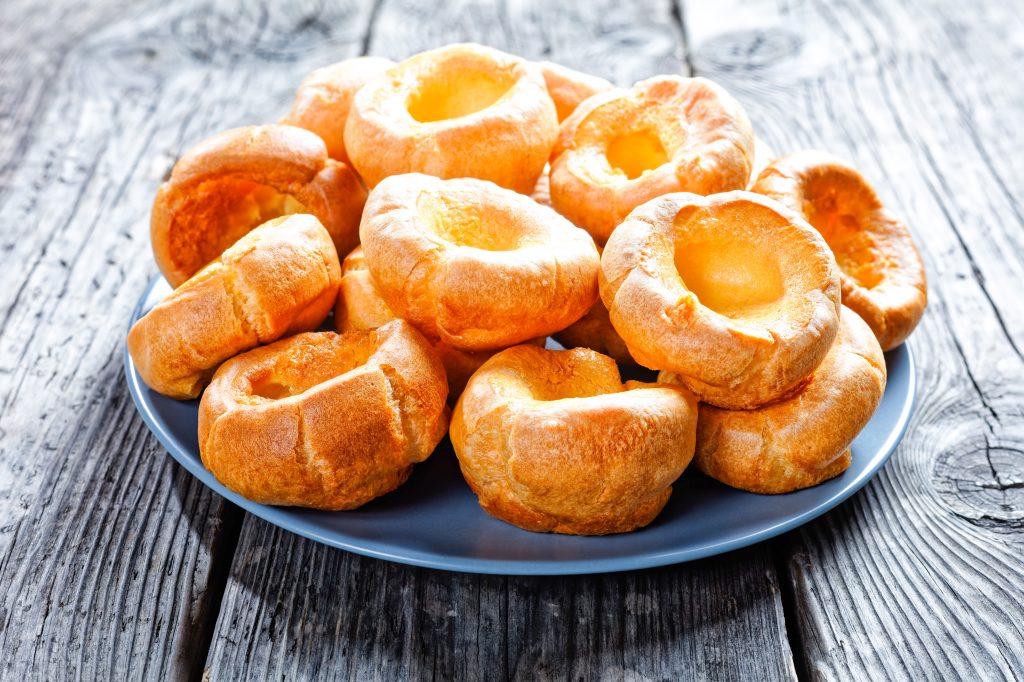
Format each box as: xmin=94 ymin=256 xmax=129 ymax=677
xmin=0 ymin=0 xmax=376 ymax=678
xmin=684 ymin=0 xmax=1024 ymax=678
xmin=362 ymin=0 xmax=687 ymax=85
xmin=206 ymin=517 xmax=796 ymax=681
xmin=203 ymin=0 xmax=797 ymax=679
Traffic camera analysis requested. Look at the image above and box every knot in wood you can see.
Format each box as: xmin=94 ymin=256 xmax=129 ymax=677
xmin=932 ymin=442 xmax=1024 ymax=533
xmin=693 ymin=29 xmax=802 ymax=73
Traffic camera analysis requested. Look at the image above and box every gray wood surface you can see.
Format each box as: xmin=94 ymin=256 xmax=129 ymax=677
xmin=0 ymin=0 xmax=372 ymax=678
xmin=0 ymin=0 xmax=1021 ymax=679
xmin=0 ymin=0 xmax=243 ymax=678
xmin=207 ymin=518 xmax=794 ymax=681
xmin=684 ymin=0 xmax=1024 ymax=679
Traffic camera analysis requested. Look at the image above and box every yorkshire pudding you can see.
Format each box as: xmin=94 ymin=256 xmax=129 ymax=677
xmin=752 ymin=151 xmax=927 ymax=349
xmin=451 ymin=345 xmax=698 ymax=534
xmin=360 ymin=174 xmax=599 ymax=351
xmin=537 ymin=61 xmax=613 ymax=122
xmin=747 ymin=136 xmax=775 ymax=189
xmin=549 ymin=76 xmax=754 ymax=243
xmin=198 ymin=320 xmax=449 ymax=510
xmin=552 ymin=297 xmax=635 ymax=365
xmin=282 ymin=56 xmax=395 ymax=166
xmin=152 ymin=124 xmax=365 ymax=287
xmin=334 ymin=246 xmax=396 ymax=333
xmin=334 ymin=246 xmax=543 ymax=397
xmin=531 ymin=164 xmax=551 ymax=206
xmin=345 ymin=43 xmax=558 ymax=193
xmin=601 ymin=191 xmax=841 ymax=409
xmin=128 ymin=214 xmax=341 ymax=399
xmin=552 ymin=246 xmax=634 ymax=364
xmin=661 ymin=307 xmax=887 ymax=493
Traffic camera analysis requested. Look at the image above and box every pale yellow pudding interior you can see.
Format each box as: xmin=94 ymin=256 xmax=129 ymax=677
xmin=225 ymin=182 xmax=306 ymax=234
xmin=417 ymin=190 xmax=542 ymax=251
xmin=171 ymin=179 xmax=307 ymax=277
xmin=247 ymin=335 xmax=377 ymax=401
xmin=496 ymin=350 xmax=624 ymax=402
xmin=800 ymin=174 xmax=885 ymax=289
xmin=524 ymin=370 xmax=621 ymax=401
xmin=675 ymin=239 xmax=786 ymax=320
xmin=605 ymin=130 xmax=669 ymax=180
xmin=407 ymin=67 xmax=515 ymax=123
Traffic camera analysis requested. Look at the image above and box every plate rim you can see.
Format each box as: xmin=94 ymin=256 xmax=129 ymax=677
xmin=124 ymin=276 xmax=917 ymax=575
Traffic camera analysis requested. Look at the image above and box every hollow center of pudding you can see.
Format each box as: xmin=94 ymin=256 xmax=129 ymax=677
xmin=675 ymin=239 xmax=786 ymax=319
xmin=249 ymin=380 xmax=294 ymax=400
xmin=521 ymin=350 xmax=624 ymax=402
xmin=417 ymin=190 xmax=541 ymax=251
xmin=606 ymin=130 xmax=669 ymax=180
xmin=248 ymin=335 xmax=377 ymax=401
xmin=801 ymin=176 xmax=885 ymax=289
xmin=406 ymin=66 xmax=515 ymax=123
xmin=171 ymin=179 xmax=307 ymax=277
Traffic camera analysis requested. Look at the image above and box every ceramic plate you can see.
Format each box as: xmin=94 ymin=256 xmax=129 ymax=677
xmin=125 ymin=277 xmax=915 ymax=575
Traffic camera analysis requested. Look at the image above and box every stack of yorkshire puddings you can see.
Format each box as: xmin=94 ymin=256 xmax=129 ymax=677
xmin=127 ymin=43 xmax=927 ymax=535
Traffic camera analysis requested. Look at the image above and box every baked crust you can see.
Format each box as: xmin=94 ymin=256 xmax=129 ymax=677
xmin=152 ymin=124 xmax=365 ymax=287
xmin=746 ymin=136 xmax=775 ymax=189
xmin=282 ymin=56 xmax=395 ymax=166
xmin=451 ymin=345 xmax=698 ymax=534
xmin=537 ymin=61 xmax=613 ymax=122
xmin=552 ymin=247 xmax=634 ymax=364
xmin=549 ymin=75 xmax=754 ymax=243
xmin=752 ymin=150 xmax=927 ymax=349
xmin=198 ymin=320 xmax=449 ymax=510
xmin=334 ymin=246 xmax=397 ymax=333
xmin=359 ymin=174 xmax=599 ymax=351
xmin=530 ymin=164 xmax=552 ymax=206
xmin=661 ymin=306 xmax=887 ymax=494
xmin=600 ymin=190 xmax=841 ymax=409
xmin=128 ymin=214 xmax=341 ymax=399
xmin=345 ymin=43 xmax=558 ymax=193
xmin=552 ymin=296 xmax=635 ymax=365
xmin=334 ymin=245 xmax=543 ymax=398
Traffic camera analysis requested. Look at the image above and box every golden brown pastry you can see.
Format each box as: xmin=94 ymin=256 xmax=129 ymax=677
xmin=334 ymin=245 xmax=543 ymax=398
xmin=282 ymin=56 xmax=395 ymax=166
xmin=334 ymin=246 xmax=397 ymax=333
xmin=198 ymin=320 xmax=449 ymax=510
xmin=359 ymin=173 xmax=599 ymax=351
xmin=534 ymin=168 xmax=628 ymax=366
xmin=451 ymin=345 xmax=698 ymax=534
xmin=345 ymin=43 xmax=558 ymax=193
xmin=430 ymin=342 xmax=518 ymax=403
xmin=128 ymin=214 xmax=341 ymax=399
xmin=152 ymin=124 xmax=365 ymax=287
xmin=661 ymin=307 xmax=887 ymax=493
xmin=552 ymin=246 xmax=634 ymax=364
xmin=530 ymin=164 xmax=552 ymax=206
xmin=537 ymin=61 xmax=613 ymax=122
xmin=549 ymin=75 xmax=754 ymax=243
xmin=552 ymin=296 xmax=635 ymax=365
xmin=747 ymin=136 xmax=775 ymax=189
xmin=601 ymin=191 xmax=841 ymax=409
xmin=752 ymin=151 xmax=927 ymax=349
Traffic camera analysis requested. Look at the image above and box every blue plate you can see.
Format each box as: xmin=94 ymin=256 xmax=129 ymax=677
xmin=125 ymin=277 xmax=916 ymax=575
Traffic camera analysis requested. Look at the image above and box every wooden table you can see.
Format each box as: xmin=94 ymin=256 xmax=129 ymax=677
xmin=2 ymin=0 xmax=1022 ymax=678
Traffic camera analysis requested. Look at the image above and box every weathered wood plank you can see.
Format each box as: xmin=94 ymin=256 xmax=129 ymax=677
xmin=206 ymin=517 xmax=796 ymax=681
xmin=684 ymin=1 xmax=1024 ymax=677
xmin=0 ymin=0 xmax=377 ymax=678
xmin=204 ymin=0 xmax=797 ymax=679
xmin=362 ymin=0 xmax=688 ymax=85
